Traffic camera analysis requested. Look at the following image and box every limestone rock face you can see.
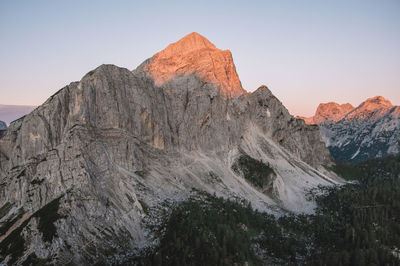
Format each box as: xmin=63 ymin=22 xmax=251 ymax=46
xmin=0 ymin=121 xmax=6 ymax=130
xmin=142 ymin=32 xmax=246 ymax=97
xmin=0 ymin=34 xmax=336 ymax=264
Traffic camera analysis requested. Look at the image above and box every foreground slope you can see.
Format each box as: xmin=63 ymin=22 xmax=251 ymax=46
xmin=0 ymin=33 xmax=336 ymax=264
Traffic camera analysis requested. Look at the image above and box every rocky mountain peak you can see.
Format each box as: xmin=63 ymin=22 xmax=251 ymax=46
xmin=345 ymin=96 xmax=393 ymax=120
xmin=313 ymin=102 xmax=354 ymax=124
xmin=360 ymin=96 xmax=393 ymax=108
xmin=140 ymin=32 xmax=246 ymax=97
xmin=297 ymin=102 xmax=354 ymax=125
xmin=159 ymin=32 xmax=216 ymax=54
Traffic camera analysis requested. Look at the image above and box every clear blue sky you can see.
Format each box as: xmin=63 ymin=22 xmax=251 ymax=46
xmin=1 ymin=0 xmax=399 ymax=116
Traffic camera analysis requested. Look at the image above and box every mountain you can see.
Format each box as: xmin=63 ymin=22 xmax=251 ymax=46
xmin=0 ymin=121 xmax=6 ymax=130
xmin=0 ymin=104 xmax=37 ymax=125
xmin=141 ymin=32 xmax=246 ymax=97
xmin=0 ymin=33 xmax=337 ymax=264
xmin=344 ymin=96 xmax=393 ymax=121
xmin=314 ymin=102 xmax=354 ymax=124
xmin=297 ymin=102 xmax=354 ymax=125
xmin=300 ymin=96 xmax=400 ymax=162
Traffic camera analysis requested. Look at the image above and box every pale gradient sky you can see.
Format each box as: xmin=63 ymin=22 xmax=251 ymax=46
xmin=0 ymin=0 xmax=399 ymax=116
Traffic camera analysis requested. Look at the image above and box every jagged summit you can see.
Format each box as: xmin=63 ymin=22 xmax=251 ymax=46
xmin=160 ymin=32 xmax=217 ymax=54
xmin=139 ymin=32 xmax=246 ymax=97
xmin=357 ymin=96 xmax=393 ymax=112
xmin=364 ymin=96 xmax=393 ymax=106
xmin=345 ymin=96 xmax=393 ymax=120
xmin=313 ymin=102 xmax=354 ymax=124
xmin=297 ymin=102 xmax=354 ymax=125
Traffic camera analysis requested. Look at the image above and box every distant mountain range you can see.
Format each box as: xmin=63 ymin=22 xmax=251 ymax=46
xmin=297 ymin=96 xmax=400 ymax=162
xmin=0 ymin=104 xmax=36 ymax=125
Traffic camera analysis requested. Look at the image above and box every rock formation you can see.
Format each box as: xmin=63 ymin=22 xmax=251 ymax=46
xmin=297 ymin=102 xmax=354 ymax=125
xmin=142 ymin=32 xmax=246 ymax=97
xmin=314 ymin=102 xmax=354 ymax=124
xmin=0 ymin=33 xmax=337 ymax=264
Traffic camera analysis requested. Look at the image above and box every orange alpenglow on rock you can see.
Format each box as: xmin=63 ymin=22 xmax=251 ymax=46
xmin=296 ymin=102 xmax=354 ymax=125
xmin=297 ymin=96 xmax=395 ymax=125
xmin=344 ymin=96 xmax=393 ymax=120
xmin=144 ymin=32 xmax=247 ymax=97
xmin=313 ymin=102 xmax=355 ymax=124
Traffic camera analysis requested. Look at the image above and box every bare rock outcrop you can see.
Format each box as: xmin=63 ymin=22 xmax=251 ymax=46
xmin=297 ymin=102 xmax=354 ymax=125
xmin=314 ymin=102 xmax=354 ymax=124
xmin=141 ymin=32 xmax=246 ymax=97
